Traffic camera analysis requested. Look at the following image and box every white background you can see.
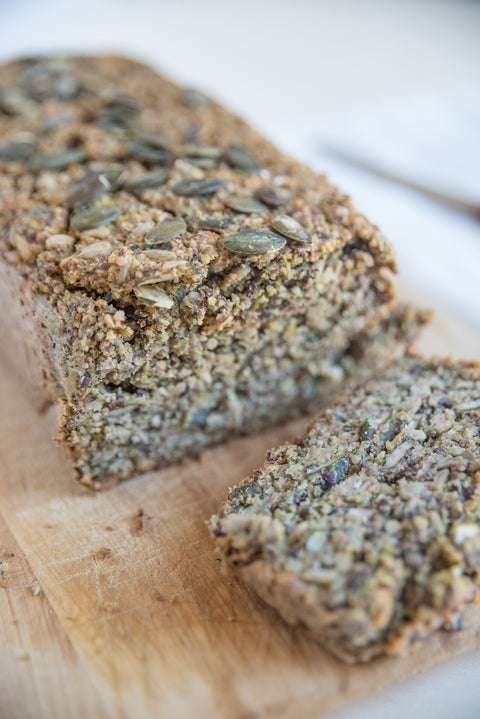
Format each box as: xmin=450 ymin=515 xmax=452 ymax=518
xmin=1 ymin=1 xmax=480 ymax=717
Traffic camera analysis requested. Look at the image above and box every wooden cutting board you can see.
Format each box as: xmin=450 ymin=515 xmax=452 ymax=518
xmin=1 ymin=284 xmax=480 ymax=719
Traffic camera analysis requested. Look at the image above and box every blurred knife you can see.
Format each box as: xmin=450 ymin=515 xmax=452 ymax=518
xmin=323 ymin=143 xmax=480 ymax=220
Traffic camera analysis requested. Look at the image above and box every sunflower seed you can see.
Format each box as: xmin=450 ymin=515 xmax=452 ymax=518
xmin=173 ymin=158 xmax=205 ymax=180
xmin=255 ymin=186 xmax=291 ymax=207
xmin=0 ymin=138 xmax=35 ymax=162
xmin=196 ymin=217 xmax=234 ymax=232
xmin=77 ymin=241 xmax=112 ymax=258
xmin=225 ymin=144 xmax=259 ymax=172
xmin=134 ymin=284 xmax=174 ymax=309
xmin=65 ymin=172 xmax=110 ymax=208
xmin=223 ymin=195 xmax=268 ymax=214
xmin=183 ymin=144 xmax=222 ymax=159
xmin=221 ymin=229 xmax=285 ymax=255
xmin=270 ymin=215 xmax=311 ymax=244
xmin=29 ymin=148 xmax=87 ymax=171
xmin=70 ymin=206 xmax=121 ymax=231
xmin=182 ymin=88 xmax=212 ymax=109
xmin=172 ymin=178 xmax=224 ymax=197
xmin=122 ymin=169 xmax=169 ymax=191
xmin=187 ymin=157 xmax=219 ymax=170
xmin=145 ymin=218 xmax=187 ymax=245
xmin=45 ymin=234 xmax=75 ymax=251
xmin=127 ymin=142 xmax=173 ymax=166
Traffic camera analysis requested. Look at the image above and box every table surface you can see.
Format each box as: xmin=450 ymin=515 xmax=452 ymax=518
xmin=0 ymin=1 xmax=479 ymax=717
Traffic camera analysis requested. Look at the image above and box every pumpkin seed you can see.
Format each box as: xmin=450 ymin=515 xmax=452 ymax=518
xmin=97 ymin=95 xmax=141 ymax=130
xmin=99 ymin=167 xmax=125 ymax=189
xmin=0 ymin=87 xmax=32 ymax=115
xmin=172 ymin=178 xmax=224 ymax=197
xmin=225 ymin=144 xmax=259 ymax=172
xmin=127 ymin=142 xmax=172 ymax=165
xmin=97 ymin=109 xmax=136 ymax=131
xmin=0 ymin=138 xmax=35 ymax=162
xmin=181 ymin=122 xmax=202 ymax=144
xmin=134 ymin=284 xmax=174 ymax=309
xmin=70 ymin=206 xmax=121 ymax=231
xmin=270 ymin=215 xmax=311 ymax=244
xmin=134 ymin=131 xmax=172 ymax=151
xmin=65 ymin=171 xmax=110 ymax=208
xmin=29 ymin=148 xmax=87 ymax=171
xmin=145 ymin=218 xmax=187 ymax=245
xmin=106 ymin=94 xmax=141 ymax=115
xmin=53 ymin=72 xmax=80 ymax=100
xmin=221 ymin=229 xmax=285 ymax=255
xmin=255 ymin=186 xmax=291 ymax=207
xmin=122 ymin=169 xmax=169 ymax=191
xmin=43 ymin=114 xmax=72 ymax=132
xmin=224 ymin=195 xmax=268 ymax=214
xmin=182 ymin=88 xmax=212 ymax=109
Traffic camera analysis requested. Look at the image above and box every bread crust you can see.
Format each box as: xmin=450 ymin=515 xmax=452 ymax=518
xmin=0 ymin=55 xmax=420 ymax=486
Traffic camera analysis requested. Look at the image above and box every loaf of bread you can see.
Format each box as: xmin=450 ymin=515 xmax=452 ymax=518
xmin=210 ymin=358 xmax=480 ymax=663
xmin=0 ymin=55 xmax=423 ymax=488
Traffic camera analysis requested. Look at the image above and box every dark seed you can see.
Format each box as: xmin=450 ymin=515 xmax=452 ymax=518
xmin=270 ymin=215 xmax=311 ymax=244
xmin=221 ymin=229 xmax=285 ymax=255
xmin=360 ymin=419 xmax=376 ymax=441
xmin=65 ymin=172 xmax=110 ymax=208
xmin=172 ymin=178 xmax=224 ymax=197
xmin=0 ymin=138 xmax=35 ymax=162
xmin=127 ymin=142 xmax=172 ymax=166
xmin=122 ymin=169 xmax=169 ymax=191
xmin=70 ymin=206 xmax=121 ymax=231
xmin=145 ymin=218 xmax=187 ymax=245
xmin=182 ymin=88 xmax=212 ymax=109
xmin=223 ymin=195 xmax=268 ymax=214
xmin=255 ymin=186 xmax=291 ymax=207
xmin=29 ymin=148 xmax=87 ymax=172
xmin=225 ymin=144 xmax=259 ymax=172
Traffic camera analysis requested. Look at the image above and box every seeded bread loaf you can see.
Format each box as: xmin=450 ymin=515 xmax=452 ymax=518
xmin=210 ymin=358 xmax=480 ymax=663
xmin=0 ymin=55 xmax=423 ymax=488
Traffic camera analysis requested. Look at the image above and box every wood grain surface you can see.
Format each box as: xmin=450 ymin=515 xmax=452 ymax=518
xmin=1 ymin=286 xmax=480 ymax=719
